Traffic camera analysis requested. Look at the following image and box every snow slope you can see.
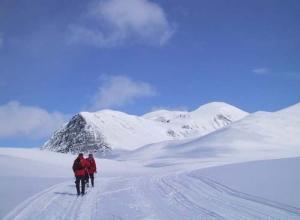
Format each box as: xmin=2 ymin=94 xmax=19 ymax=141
xmin=43 ymin=102 xmax=248 ymax=152
xmin=1 ymin=147 xmax=300 ymax=220
xmin=124 ymin=103 xmax=300 ymax=165
xmin=197 ymin=157 xmax=300 ymax=208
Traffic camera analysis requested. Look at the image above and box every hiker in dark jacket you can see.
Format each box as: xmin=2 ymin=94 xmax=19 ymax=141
xmin=72 ymin=153 xmax=88 ymax=196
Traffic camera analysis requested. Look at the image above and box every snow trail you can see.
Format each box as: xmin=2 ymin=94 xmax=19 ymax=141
xmin=4 ymin=172 xmax=300 ymax=220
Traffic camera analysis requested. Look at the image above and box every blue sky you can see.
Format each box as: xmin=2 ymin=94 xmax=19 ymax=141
xmin=0 ymin=0 xmax=299 ymax=147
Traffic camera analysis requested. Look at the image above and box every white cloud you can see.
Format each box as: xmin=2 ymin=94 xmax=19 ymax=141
xmin=69 ymin=0 xmax=174 ymax=47
xmin=91 ymin=75 xmax=156 ymax=110
xmin=0 ymin=101 xmax=67 ymax=139
xmin=252 ymin=68 xmax=270 ymax=75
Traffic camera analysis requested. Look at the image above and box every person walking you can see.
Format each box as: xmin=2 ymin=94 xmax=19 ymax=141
xmin=86 ymin=153 xmax=97 ymax=187
xmin=84 ymin=157 xmax=91 ymax=187
xmin=72 ymin=153 xmax=88 ymax=196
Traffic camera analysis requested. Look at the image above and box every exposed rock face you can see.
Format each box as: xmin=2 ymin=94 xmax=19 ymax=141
xmin=42 ymin=114 xmax=111 ymax=154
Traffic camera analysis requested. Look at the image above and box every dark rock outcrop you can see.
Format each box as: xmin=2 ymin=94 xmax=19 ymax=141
xmin=42 ymin=114 xmax=111 ymax=155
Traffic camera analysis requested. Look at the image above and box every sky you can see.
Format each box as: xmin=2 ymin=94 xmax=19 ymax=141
xmin=0 ymin=0 xmax=300 ymax=147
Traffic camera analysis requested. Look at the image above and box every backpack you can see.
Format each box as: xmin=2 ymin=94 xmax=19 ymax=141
xmin=72 ymin=158 xmax=82 ymax=172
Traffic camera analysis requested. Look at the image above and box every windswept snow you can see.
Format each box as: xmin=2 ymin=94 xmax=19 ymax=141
xmin=1 ymin=176 xmax=296 ymax=220
xmin=2 ymin=150 xmax=300 ymax=220
xmin=197 ymin=157 xmax=300 ymax=208
xmin=2 ymin=145 xmax=300 ymax=219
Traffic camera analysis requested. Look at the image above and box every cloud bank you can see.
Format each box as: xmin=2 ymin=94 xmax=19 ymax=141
xmin=0 ymin=101 xmax=67 ymax=139
xmin=91 ymin=75 xmax=156 ymax=110
xmin=69 ymin=0 xmax=174 ymax=47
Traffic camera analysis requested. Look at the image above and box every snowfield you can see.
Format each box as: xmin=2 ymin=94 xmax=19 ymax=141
xmin=1 ymin=102 xmax=300 ymax=219
xmin=1 ymin=147 xmax=300 ymax=220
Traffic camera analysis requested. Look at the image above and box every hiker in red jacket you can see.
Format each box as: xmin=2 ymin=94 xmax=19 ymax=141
xmin=72 ymin=153 xmax=88 ymax=196
xmin=86 ymin=153 xmax=97 ymax=187
xmin=84 ymin=158 xmax=91 ymax=187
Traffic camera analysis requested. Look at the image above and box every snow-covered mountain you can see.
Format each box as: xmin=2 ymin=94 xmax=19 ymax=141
xmin=143 ymin=102 xmax=248 ymax=138
xmin=125 ymin=103 xmax=300 ymax=164
xmin=42 ymin=102 xmax=248 ymax=153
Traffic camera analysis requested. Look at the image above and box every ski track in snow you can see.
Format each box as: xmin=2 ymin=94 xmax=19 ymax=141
xmin=4 ymin=171 xmax=300 ymax=220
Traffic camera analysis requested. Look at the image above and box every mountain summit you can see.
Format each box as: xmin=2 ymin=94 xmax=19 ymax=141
xmin=42 ymin=102 xmax=248 ymax=153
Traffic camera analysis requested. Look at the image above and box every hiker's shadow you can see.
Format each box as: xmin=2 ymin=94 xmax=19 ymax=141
xmin=54 ymin=192 xmax=77 ymax=196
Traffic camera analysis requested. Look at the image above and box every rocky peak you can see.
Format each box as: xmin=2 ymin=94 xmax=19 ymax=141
xmin=42 ymin=114 xmax=111 ymax=154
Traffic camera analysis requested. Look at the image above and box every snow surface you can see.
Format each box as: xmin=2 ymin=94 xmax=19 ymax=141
xmin=1 ymin=146 xmax=300 ymax=219
xmin=1 ymin=102 xmax=300 ymax=219
xmin=0 ymin=176 xmax=66 ymax=219
xmin=197 ymin=157 xmax=300 ymax=208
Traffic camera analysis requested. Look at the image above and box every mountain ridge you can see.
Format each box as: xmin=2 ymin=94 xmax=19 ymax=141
xmin=124 ymin=102 xmax=300 ymax=163
xmin=42 ymin=102 xmax=248 ymax=153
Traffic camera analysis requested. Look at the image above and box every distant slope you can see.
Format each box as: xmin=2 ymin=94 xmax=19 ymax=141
xmin=43 ymin=102 xmax=248 ymax=153
xmin=125 ymin=103 xmax=300 ymax=163
xmin=143 ymin=102 xmax=248 ymax=138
